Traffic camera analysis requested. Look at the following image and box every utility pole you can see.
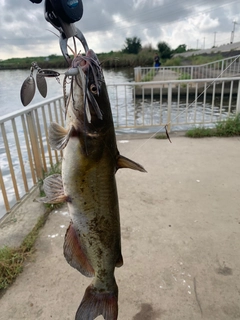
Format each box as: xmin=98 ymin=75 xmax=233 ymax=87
xmin=213 ymin=32 xmax=217 ymax=47
xmin=203 ymin=37 xmax=205 ymax=49
xmin=196 ymin=39 xmax=199 ymax=49
xmin=230 ymin=20 xmax=238 ymax=43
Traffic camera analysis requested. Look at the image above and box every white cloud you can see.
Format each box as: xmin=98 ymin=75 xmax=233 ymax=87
xmin=193 ymin=13 xmax=219 ymax=31
xmin=0 ymin=0 xmax=240 ymax=60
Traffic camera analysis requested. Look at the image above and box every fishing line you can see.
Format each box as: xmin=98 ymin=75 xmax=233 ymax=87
xmin=129 ymin=54 xmax=240 ymax=157
xmin=55 ymin=42 xmax=239 ymax=161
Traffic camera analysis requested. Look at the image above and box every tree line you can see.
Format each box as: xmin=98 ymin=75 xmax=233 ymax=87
xmin=1 ymin=37 xmax=224 ymax=70
xmin=122 ymin=36 xmax=187 ymax=60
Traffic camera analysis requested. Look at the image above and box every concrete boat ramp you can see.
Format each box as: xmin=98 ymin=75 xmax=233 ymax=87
xmin=0 ymin=136 xmax=240 ymax=320
xmin=135 ymin=69 xmax=239 ymax=98
xmin=135 ymin=69 xmax=181 ymax=97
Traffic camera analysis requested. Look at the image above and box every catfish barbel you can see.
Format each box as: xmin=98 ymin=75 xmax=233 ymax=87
xmin=40 ymin=49 xmax=146 ymax=320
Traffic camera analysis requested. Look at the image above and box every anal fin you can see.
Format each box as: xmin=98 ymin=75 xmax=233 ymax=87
xmin=117 ymin=155 xmax=147 ymax=172
xmin=38 ymin=174 xmax=68 ymax=204
xmin=64 ymin=222 xmax=94 ymax=277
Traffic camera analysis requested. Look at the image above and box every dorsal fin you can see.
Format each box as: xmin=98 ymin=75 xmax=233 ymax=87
xmin=117 ymin=155 xmax=146 ymax=172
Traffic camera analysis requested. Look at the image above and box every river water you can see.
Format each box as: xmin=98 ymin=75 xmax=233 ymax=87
xmin=0 ymin=68 xmax=135 ymax=218
xmin=0 ymin=68 xmax=134 ymax=116
xmin=0 ymin=68 xmax=235 ymax=218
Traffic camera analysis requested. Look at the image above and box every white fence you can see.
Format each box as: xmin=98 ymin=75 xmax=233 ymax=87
xmin=1 ymin=77 xmax=240 ymax=217
xmin=134 ymin=55 xmax=240 ymax=82
xmin=109 ymin=77 xmax=240 ymax=131
xmin=0 ymin=96 xmax=64 ymax=216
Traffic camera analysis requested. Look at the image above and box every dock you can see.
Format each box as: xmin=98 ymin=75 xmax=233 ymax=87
xmin=134 ymin=69 xmax=240 ymax=98
xmin=134 ymin=54 xmax=240 ymax=97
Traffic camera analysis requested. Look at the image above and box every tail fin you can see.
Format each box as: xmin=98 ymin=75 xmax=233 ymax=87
xmin=75 ymin=284 xmax=118 ymax=320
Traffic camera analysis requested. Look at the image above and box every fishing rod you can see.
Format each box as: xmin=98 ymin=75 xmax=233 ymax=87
xmin=28 ymin=0 xmax=239 ymax=145
xmin=29 ymin=0 xmax=88 ymax=64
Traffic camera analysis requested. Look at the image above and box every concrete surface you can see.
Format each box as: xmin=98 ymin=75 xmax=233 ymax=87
xmin=136 ymin=70 xmax=179 ymax=97
xmin=0 ymin=187 xmax=46 ymax=248
xmin=174 ymin=41 xmax=240 ymax=58
xmin=1 ymin=136 xmax=240 ymax=320
xmin=152 ymin=70 xmax=179 ymax=81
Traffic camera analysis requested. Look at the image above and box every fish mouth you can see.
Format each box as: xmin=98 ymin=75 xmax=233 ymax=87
xmin=67 ymin=49 xmax=103 ymax=96
xmin=63 ymin=49 xmax=104 ymax=123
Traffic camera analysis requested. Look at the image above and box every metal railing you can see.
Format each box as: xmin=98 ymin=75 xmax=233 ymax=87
xmin=134 ymin=55 xmax=240 ymax=82
xmin=1 ymin=77 xmax=240 ymax=217
xmin=0 ymin=96 xmax=64 ymax=216
xmin=109 ymin=77 xmax=240 ymax=131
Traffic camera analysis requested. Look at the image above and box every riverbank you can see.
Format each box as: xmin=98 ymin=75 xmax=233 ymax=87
xmin=1 ymin=136 xmax=240 ymax=319
xmin=0 ymin=51 xmax=154 ymax=70
xmin=1 ymin=49 xmax=240 ymax=70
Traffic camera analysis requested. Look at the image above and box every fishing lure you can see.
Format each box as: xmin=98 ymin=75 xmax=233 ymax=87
xmin=20 ymin=62 xmax=60 ymax=106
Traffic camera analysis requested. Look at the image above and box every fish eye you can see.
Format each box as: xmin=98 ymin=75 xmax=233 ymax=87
xmin=90 ymin=84 xmax=98 ymax=94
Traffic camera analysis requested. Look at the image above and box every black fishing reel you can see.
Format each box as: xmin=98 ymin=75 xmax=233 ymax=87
xmin=49 ymin=0 xmax=83 ymax=23
xmin=29 ymin=0 xmax=88 ymax=64
xmin=30 ymin=0 xmax=83 ymax=25
xmin=45 ymin=0 xmax=83 ymax=29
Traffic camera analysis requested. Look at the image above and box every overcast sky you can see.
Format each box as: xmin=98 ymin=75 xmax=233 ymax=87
xmin=0 ymin=0 xmax=240 ymax=60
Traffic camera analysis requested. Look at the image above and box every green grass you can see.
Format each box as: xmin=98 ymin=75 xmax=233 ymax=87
xmin=190 ymin=54 xmax=223 ymax=65
xmin=0 ymin=51 xmax=154 ymax=70
xmin=178 ymin=72 xmax=191 ymax=80
xmin=0 ymin=213 xmax=49 ymax=291
xmin=141 ymin=69 xmax=156 ymax=81
xmin=215 ymin=114 xmax=240 ymax=136
xmin=164 ymin=57 xmax=183 ymax=66
xmin=186 ymin=114 xmax=240 ymax=138
xmin=185 ymin=127 xmax=217 ymax=138
xmin=0 ymin=162 xmax=63 ymax=292
xmin=0 ymin=55 xmax=68 ymax=70
xmin=0 ymin=50 xmax=227 ymax=70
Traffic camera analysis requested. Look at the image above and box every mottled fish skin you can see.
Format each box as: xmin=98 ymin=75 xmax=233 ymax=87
xmin=43 ymin=49 xmax=146 ymax=320
xmin=62 ymin=55 xmax=122 ymax=320
xmin=63 ymin=124 xmax=121 ymax=319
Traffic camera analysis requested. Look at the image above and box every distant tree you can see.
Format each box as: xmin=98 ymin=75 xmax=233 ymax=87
xmin=123 ymin=37 xmax=142 ymax=54
xmin=173 ymin=44 xmax=187 ymax=54
xmin=141 ymin=44 xmax=154 ymax=52
xmin=157 ymin=41 xmax=172 ymax=59
xmin=48 ymin=54 xmax=58 ymax=58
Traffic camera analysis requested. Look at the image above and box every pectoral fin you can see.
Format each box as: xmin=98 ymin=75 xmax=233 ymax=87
xmin=116 ymin=253 xmax=123 ymax=268
xmin=38 ymin=174 xmax=68 ymax=204
xmin=49 ymin=122 xmax=74 ymax=150
xmin=64 ymin=222 xmax=94 ymax=277
xmin=117 ymin=155 xmax=147 ymax=172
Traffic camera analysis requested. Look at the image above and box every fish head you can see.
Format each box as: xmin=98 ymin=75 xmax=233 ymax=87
xmin=65 ymin=49 xmax=113 ymax=130
xmin=68 ymin=49 xmax=102 ymax=96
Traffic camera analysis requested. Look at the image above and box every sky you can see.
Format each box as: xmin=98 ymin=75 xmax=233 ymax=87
xmin=1 ymin=0 xmax=240 ymax=60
